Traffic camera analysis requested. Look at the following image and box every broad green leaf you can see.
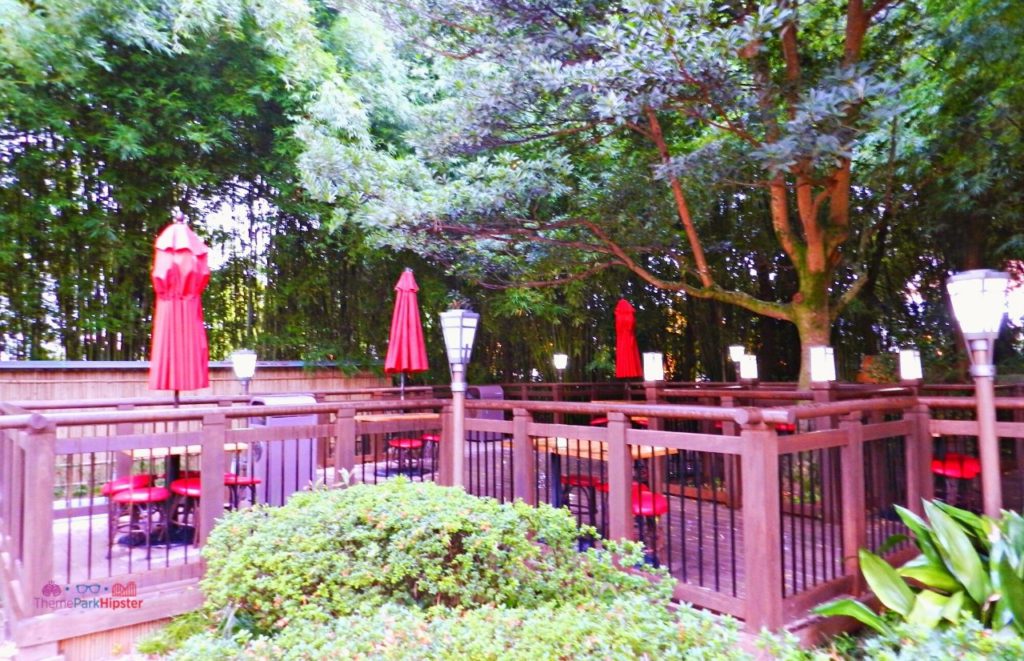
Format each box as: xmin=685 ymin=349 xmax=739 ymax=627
xmin=1002 ymin=511 xmax=1024 ymax=556
xmin=813 ymin=599 xmax=890 ymax=635
xmin=907 ymin=589 xmax=949 ymax=628
xmin=924 ymin=500 xmax=991 ymax=605
xmin=933 ymin=500 xmax=989 ymax=545
xmin=895 ymin=505 xmax=944 ymax=567
xmin=940 ymin=590 xmax=966 ymax=623
xmin=898 ymin=559 xmax=961 ymax=594
xmin=860 ymin=549 xmax=915 ymax=616
xmin=878 ymin=533 xmax=909 ymax=555
xmin=997 ymin=554 xmax=1024 ymax=633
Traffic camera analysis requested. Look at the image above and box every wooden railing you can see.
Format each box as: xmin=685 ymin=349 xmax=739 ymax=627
xmin=2 ymin=383 xmax=1024 ymax=653
xmin=0 ymin=397 xmax=445 ymax=652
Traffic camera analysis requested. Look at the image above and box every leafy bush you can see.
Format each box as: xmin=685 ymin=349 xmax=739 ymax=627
xmin=170 ymin=597 xmax=746 ymax=660
xmin=199 ymin=479 xmax=669 ymax=635
xmin=815 ymin=501 xmax=1024 ymax=634
xmin=858 ymin=619 xmax=1024 ymax=660
xmin=762 ymin=620 xmax=1024 ymax=661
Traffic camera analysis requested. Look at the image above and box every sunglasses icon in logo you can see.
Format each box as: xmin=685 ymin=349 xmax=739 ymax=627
xmin=76 ymin=583 xmax=102 ymax=594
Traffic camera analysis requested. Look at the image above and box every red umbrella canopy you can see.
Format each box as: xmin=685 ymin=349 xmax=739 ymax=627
xmin=384 ymin=268 xmax=428 ymax=375
xmin=147 ymin=220 xmax=211 ymax=392
xmin=614 ymin=298 xmax=643 ymax=379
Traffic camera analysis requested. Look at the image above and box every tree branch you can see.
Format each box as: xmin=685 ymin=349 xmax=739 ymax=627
xmin=644 ymin=108 xmax=714 ymax=286
xmin=477 ymin=261 xmax=618 ymax=289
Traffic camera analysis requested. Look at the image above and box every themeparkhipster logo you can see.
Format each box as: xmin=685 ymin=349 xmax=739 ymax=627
xmin=36 ymin=580 xmax=144 ymax=610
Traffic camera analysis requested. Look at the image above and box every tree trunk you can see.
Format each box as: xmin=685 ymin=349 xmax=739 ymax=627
xmin=793 ymin=301 xmax=832 ymax=388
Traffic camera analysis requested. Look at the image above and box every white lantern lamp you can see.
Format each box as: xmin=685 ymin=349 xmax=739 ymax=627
xmin=946 ymin=269 xmax=1010 ymax=518
xmin=230 ymin=349 xmax=257 ymax=395
xmin=553 ymin=353 xmax=568 ymax=382
xmin=898 ymin=348 xmax=923 ymax=382
xmin=809 ymin=345 xmax=836 ymax=383
xmin=946 ymin=270 xmax=1009 ymax=376
xmin=739 ymin=353 xmax=759 ymax=383
xmin=440 ymin=308 xmax=480 ymax=488
xmin=642 ymin=352 xmax=665 ymax=383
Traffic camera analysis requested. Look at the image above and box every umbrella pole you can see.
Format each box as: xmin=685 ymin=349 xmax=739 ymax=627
xmin=400 ymin=373 xmax=406 ymax=400
xmin=174 ymin=389 xmax=180 ymax=408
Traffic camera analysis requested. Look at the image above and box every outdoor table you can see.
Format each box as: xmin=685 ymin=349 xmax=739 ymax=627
xmin=128 ymin=442 xmax=249 ymax=484
xmin=354 ymin=412 xmax=440 ymax=424
xmin=354 ymin=412 xmax=441 ymax=474
xmin=120 ymin=442 xmax=248 ymax=545
xmin=533 ymin=436 xmax=677 ymax=509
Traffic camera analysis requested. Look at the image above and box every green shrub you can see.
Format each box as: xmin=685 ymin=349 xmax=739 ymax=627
xmin=815 ymin=501 xmax=1024 ymax=634
xmin=170 ymin=597 xmax=747 ymax=661
xmin=199 ymin=479 xmax=669 ymax=635
xmin=858 ymin=619 xmax=1024 ymax=660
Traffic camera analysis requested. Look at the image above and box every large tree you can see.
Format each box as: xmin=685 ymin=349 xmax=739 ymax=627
xmin=301 ymin=0 xmax=915 ymax=381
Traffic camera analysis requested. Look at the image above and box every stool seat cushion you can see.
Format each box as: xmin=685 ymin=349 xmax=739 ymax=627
xmin=931 ymin=454 xmax=981 ymax=480
xmin=596 ymin=481 xmax=649 ymax=495
xmin=589 ymin=416 xmax=648 ymax=428
xmin=101 ymin=474 xmax=152 ymax=496
xmin=561 ymin=474 xmax=605 ymax=489
xmin=633 ymin=491 xmax=669 ymax=517
xmin=111 ymin=486 xmax=170 ymax=504
xmin=170 ymin=477 xmax=202 ymax=498
xmin=388 ymin=438 xmax=425 ymax=450
xmin=224 ymin=473 xmax=262 ymax=486
xmin=421 ymin=433 xmax=441 ymax=443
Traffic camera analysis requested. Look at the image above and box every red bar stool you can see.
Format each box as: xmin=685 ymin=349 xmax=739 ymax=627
xmin=633 ymin=488 xmax=669 ymax=567
xmin=421 ymin=433 xmax=441 ymax=470
xmin=169 ymin=477 xmax=202 ymax=539
xmin=224 ymin=472 xmax=262 ymax=510
xmin=561 ymin=473 xmax=605 ymax=527
xmin=101 ymin=473 xmax=152 ymax=497
xmin=107 ymin=485 xmax=170 ymax=556
xmin=931 ymin=453 xmax=982 ymax=509
xmin=386 ymin=438 xmax=425 ymax=476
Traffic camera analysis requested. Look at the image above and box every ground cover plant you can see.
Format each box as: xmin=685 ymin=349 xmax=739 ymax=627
xmin=144 ymin=479 xmax=747 ymax=659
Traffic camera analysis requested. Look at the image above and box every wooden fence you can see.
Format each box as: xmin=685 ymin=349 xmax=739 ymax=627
xmin=2 ymin=383 xmax=1023 ymax=657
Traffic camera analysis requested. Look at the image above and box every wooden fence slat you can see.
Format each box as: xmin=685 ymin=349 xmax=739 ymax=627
xmin=741 ymin=424 xmax=783 ymax=631
xmin=512 ymin=409 xmax=535 ymax=505
xmin=198 ymin=414 xmax=227 ymax=546
xmin=22 ymin=425 xmax=56 ymax=616
xmin=840 ymin=414 xmax=867 ymax=596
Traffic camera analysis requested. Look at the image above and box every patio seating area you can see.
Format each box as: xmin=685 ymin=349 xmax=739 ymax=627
xmin=2 ymin=380 xmax=1024 ymax=657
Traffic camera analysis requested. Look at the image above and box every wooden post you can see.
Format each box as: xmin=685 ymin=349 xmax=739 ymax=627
xmin=839 ymin=412 xmax=867 ymax=595
xmin=22 ymin=420 xmax=55 ymax=615
xmin=811 ymin=382 xmax=834 ymax=430
xmin=114 ymin=403 xmax=135 ymax=478
xmin=606 ymin=412 xmax=633 ymax=542
xmin=316 ymin=402 xmax=331 ymax=471
xmin=720 ymin=396 xmax=742 ymax=508
xmin=553 ymin=383 xmax=564 ymax=425
xmin=740 ymin=422 xmax=783 ymax=631
xmin=905 ymin=401 xmax=934 ymax=515
xmin=511 ymin=408 xmax=535 ymax=505
xmin=1014 ymin=384 xmax=1024 ymax=512
xmin=334 ymin=407 xmax=356 ymax=486
xmin=437 ymin=405 xmax=454 ymax=486
xmin=198 ymin=413 xmax=228 ymax=546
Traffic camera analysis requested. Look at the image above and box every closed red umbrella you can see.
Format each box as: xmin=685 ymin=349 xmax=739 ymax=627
xmin=615 ymin=298 xmax=642 ymax=379
xmin=384 ymin=268 xmax=428 ymax=398
xmin=147 ymin=217 xmax=211 ymax=403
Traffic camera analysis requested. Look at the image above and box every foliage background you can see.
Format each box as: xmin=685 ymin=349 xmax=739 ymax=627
xmin=0 ymin=0 xmax=1021 ymax=383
